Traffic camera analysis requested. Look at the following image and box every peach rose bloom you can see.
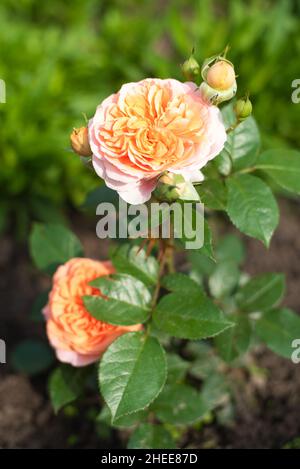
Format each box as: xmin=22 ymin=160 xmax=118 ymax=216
xmin=43 ymin=258 xmax=141 ymax=367
xmin=88 ymin=78 xmax=226 ymax=204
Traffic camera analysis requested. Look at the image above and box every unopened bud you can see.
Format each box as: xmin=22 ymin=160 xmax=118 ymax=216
xmin=153 ymin=173 xmax=179 ymax=203
xmin=234 ymin=98 xmax=252 ymax=120
xmin=181 ymin=55 xmax=200 ymax=81
xmin=201 ymin=55 xmax=237 ymax=105
xmin=153 ymin=173 xmax=200 ymax=203
xmin=70 ymin=127 xmax=92 ymax=157
xmin=206 ymin=60 xmax=235 ymax=91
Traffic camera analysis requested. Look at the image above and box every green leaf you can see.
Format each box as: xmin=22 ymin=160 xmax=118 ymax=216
xmin=201 ymin=219 xmax=214 ymax=259
xmin=30 ymin=223 xmax=83 ymax=273
xmin=255 ymin=149 xmax=300 ymax=195
xmin=153 ymin=290 xmax=233 ymax=340
xmin=187 ymin=251 xmax=215 ymax=277
xmin=11 ymin=340 xmax=54 ymax=375
xmin=112 ymin=244 xmax=159 ymax=286
xmin=84 ymin=274 xmax=151 ymax=326
xmin=128 ymin=423 xmax=175 ymax=449
xmin=236 ymin=273 xmax=285 ymax=312
xmin=176 ymin=218 xmax=213 ymax=260
xmin=151 ymin=383 xmax=210 ymax=425
xmin=196 ymin=179 xmax=227 ymax=210
xmin=113 ymin=410 xmax=147 ymax=428
xmin=166 ymin=353 xmax=190 ymax=383
xmin=215 ymin=315 xmax=252 ymax=362
xmin=161 ymin=273 xmax=200 ymax=295
xmin=49 ymin=366 xmax=86 ymax=413
xmin=255 ymin=308 xmax=300 ymax=358
xmin=187 ymin=342 xmax=222 ymax=379
xmin=214 ymin=150 xmax=232 ymax=176
xmin=220 ymin=104 xmax=260 ymax=171
xmin=226 ymin=117 xmax=260 ymax=170
xmin=98 ymin=406 xmax=147 ymax=429
xmin=216 ymin=234 xmax=245 ymax=265
xmin=99 ymin=332 xmax=167 ymax=422
xmin=201 ymin=373 xmax=229 ymax=409
xmin=221 ymin=102 xmax=237 ymax=127
xmin=174 ymin=202 xmax=214 ymax=259
xmin=209 ymin=260 xmax=240 ymax=299
xmin=82 ymin=184 xmax=119 ymax=210
xmin=226 ymin=174 xmax=279 ymax=246
xmin=30 ymin=197 xmax=67 ymax=225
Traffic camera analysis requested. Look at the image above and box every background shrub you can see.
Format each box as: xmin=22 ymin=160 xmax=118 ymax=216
xmin=0 ymin=0 xmax=299 ymax=234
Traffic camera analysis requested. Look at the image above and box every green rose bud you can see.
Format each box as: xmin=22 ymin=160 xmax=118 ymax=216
xmin=153 ymin=173 xmax=180 ymax=203
xmin=181 ymin=54 xmax=200 ymax=81
xmin=234 ymin=97 xmax=252 ymax=120
xmin=153 ymin=173 xmax=200 ymax=203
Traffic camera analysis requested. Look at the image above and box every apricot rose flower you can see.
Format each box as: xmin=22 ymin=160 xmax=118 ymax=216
xmin=88 ymin=78 xmax=227 ymax=204
xmin=43 ymin=258 xmax=141 ymax=366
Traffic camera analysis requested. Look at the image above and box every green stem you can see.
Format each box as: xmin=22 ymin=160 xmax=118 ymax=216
xmin=151 ymin=241 xmax=168 ymax=310
xmin=226 ymin=118 xmax=241 ymax=134
xmin=146 ymin=230 xmax=176 ymax=337
xmin=165 ymin=229 xmax=175 ymax=274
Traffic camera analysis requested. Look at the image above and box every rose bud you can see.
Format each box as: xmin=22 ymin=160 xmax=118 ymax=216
xmin=70 ymin=127 xmax=92 ymax=157
xmin=206 ymin=60 xmax=236 ymax=91
xmin=200 ymin=56 xmax=237 ymax=105
xmin=234 ymin=97 xmax=252 ymax=120
xmin=153 ymin=172 xmax=201 ymax=203
xmin=153 ymin=173 xmax=180 ymax=203
xmin=181 ymin=54 xmax=200 ymax=81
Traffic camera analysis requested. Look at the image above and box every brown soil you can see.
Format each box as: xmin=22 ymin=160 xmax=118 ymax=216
xmin=0 ymin=199 xmax=300 ymax=449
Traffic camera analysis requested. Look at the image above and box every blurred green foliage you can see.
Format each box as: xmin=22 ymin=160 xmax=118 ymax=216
xmin=0 ymin=0 xmax=299 ymax=234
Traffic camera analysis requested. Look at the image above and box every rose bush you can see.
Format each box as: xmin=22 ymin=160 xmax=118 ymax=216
xmin=23 ymin=49 xmax=300 ymax=449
